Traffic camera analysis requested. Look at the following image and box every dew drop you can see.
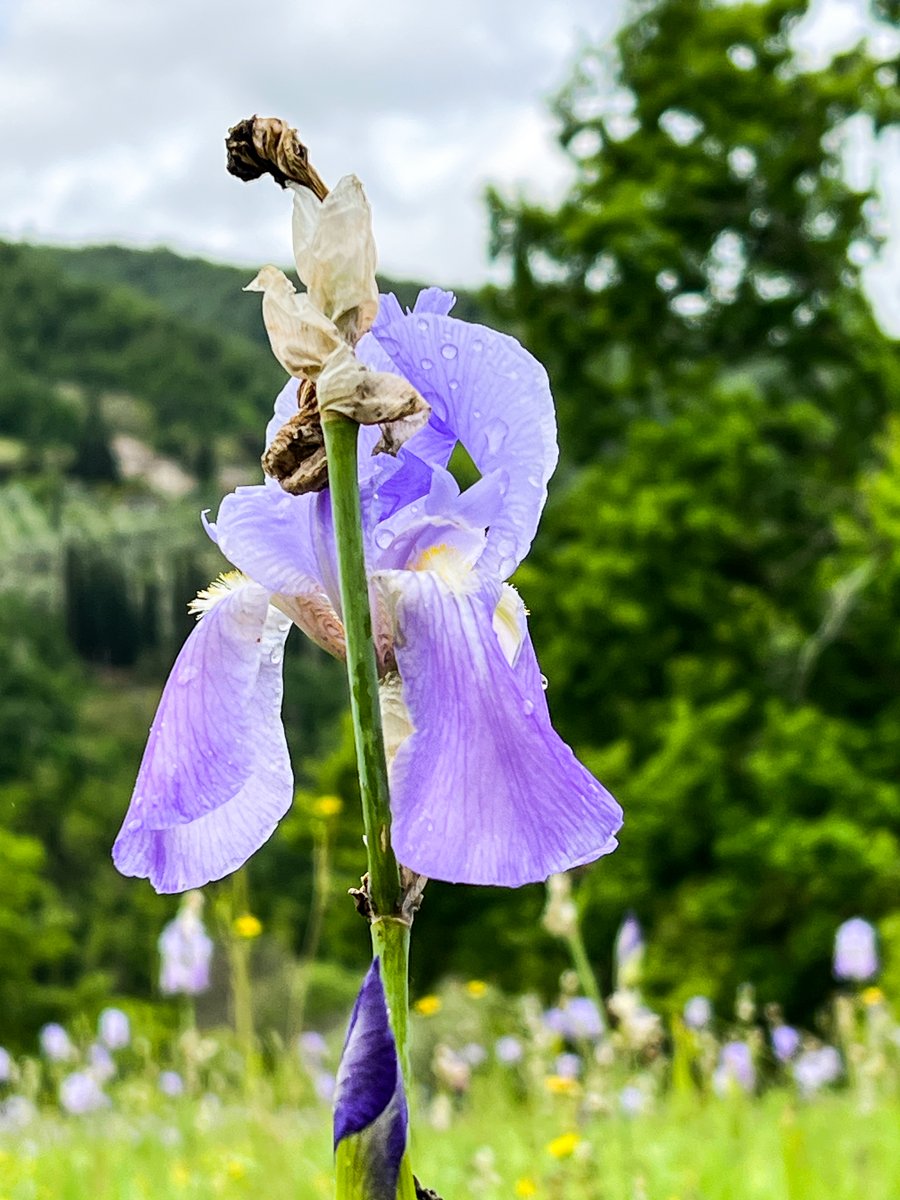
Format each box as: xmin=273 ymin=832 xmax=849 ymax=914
xmin=177 ymin=663 xmax=197 ymax=684
xmin=472 ymin=339 xmax=484 ymax=352
xmin=522 ymin=698 xmax=535 ymax=716
xmin=269 ymin=647 xmax=283 ymax=666
xmin=420 ymin=358 xmax=434 ymax=370
xmin=416 ymin=319 xmax=429 ymax=332
xmin=126 ymin=818 xmax=142 ymax=833
xmin=379 ymin=336 xmax=401 ymax=356
xmin=484 ymin=419 xmax=508 ymax=455
xmin=540 ymin=674 xmax=549 ymax=691
xmin=527 ymin=473 xmax=541 ymax=488
xmin=473 ymin=408 xmax=482 ymax=418
xmin=375 ymin=529 xmax=394 ymax=550
xmin=449 ymin=380 xmax=459 ymax=391
xmin=441 ymin=343 xmax=458 ymax=360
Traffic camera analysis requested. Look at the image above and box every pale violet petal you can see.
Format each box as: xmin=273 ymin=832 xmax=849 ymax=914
xmin=377 ymin=570 xmax=622 ymax=885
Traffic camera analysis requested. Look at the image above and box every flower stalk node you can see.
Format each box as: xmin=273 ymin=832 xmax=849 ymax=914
xmin=225 ymin=115 xmax=328 ymax=198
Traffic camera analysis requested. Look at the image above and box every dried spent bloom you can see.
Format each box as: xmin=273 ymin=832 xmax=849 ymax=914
xmin=159 ymin=892 xmax=213 ymax=995
xmin=833 ymin=917 xmax=878 ymax=982
xmin=98 ymin=1007 xmax=130 ymax=1051
xmin=333 ymin=960 xmax=409 ymax=1200
xmin=113 ymin=194 xmax=622 ymax=893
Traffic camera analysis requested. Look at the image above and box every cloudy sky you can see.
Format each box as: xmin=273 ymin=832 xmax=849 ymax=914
xmin=1 ymin=0 xmax=898 ymax=325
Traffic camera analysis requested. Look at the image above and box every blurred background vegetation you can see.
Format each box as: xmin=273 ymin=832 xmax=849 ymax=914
xmin=2 ymin=0 xmax=900 ymax=1046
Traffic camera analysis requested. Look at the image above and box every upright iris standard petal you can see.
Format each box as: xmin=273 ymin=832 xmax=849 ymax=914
xmin=377 ymin=570 xmax=622 ymax=886
xmin=369 ymin=301 xmax=558 ymax=580
xmin=113 ymin=581 xmax=293 ymax=893
xmin=334 ymin=961 xmax=409 ymax=1200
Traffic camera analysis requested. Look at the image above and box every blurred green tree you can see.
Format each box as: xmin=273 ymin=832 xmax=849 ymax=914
xmin=481 ymin=0 xmax=900 ymax=1016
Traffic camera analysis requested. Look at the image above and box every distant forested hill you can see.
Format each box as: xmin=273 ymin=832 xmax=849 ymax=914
xmin=0 ymin=240 xmax=486 ymax=485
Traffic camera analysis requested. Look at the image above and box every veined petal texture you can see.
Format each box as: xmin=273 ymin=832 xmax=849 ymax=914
xmin=370 ymin=297 xmax=558 ymax=581
xmin=378 ymin=571 xmax=622 ymax=886
xmin=112 ymin=580 xmax=293 ymax=892
xmin=334 ymin=960 xmax=408 ymax=1200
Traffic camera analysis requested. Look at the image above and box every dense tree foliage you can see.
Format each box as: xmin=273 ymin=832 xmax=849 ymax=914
xmin=484 ymin=0 xmax=900 ymax=1016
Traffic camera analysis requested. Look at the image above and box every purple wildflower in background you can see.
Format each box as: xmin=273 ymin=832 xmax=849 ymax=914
xmin=59 ymin=1071 xmax=109 ymax=1115
xmin=793 ymin=1046 xmax=842 ymax=1095
xmin=297 ymin=1031 xmax=329 ymax=1064
xmin=334 ymin=960 xmax=408 ymax=1200
xmin=683 ymin=995 xmax=712 ymax=1031
xmin=88 ymin=1043 xmax=115 ymax=1083
xmin=713 ymin=1041 xmax=755 ymax=1095
xmin=619 ymin=1085 xmax=647 ymax=1116
xmin=771 ymin=1024 xmax=800 ymax=1063
xmin=39 ymin=1023 xmax=74 ymax=1063
xmin=0 ymin=1048 xmax=11 ymax=1083
xmin=158 ymin=1070 xmax=185 ymax=1097
xmin=158 ymin=892 xmax=213 ymax=996
xmin=495 ymin=1036 xmax=523 ymax=1065
xmin=460 ymin=1042 xmax=487 ymax=1068
xmin=555 ymin=1052 xmax=582 ymax=1079
xmin=98 ymin=1007 xmax=130 ymax=1051
xmin=833 ymin=917 xmax=878 ymax=982
xmin=615 ymin=912 xmax=644 ymax=989
xmin=113 ymin=288 xmax=622 ymax=892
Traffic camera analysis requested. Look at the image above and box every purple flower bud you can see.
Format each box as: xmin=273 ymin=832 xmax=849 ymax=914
xmin=159 ymin=1070 xmax=185 ymax=1097
xmin=683 ymin=995 xmax=712 ymax=1030
xmin=59 ymin=1071 xmax=109 ymax=1115
xmin=833 ymin=918 xmax=878 ymax=982
xmin=334 ymin=961 xmax=408 ymax=1200
xmin=615 ymin=912 xmax=644 ymax=988
xmin=40 ymin=1023 xmax=74 ymax=1062
xmin=98 ymin=1008 xmax=131 ymax=1051
xmin=494 ymin=1035 xmax=523 ymax=1065
xmin=771 ymin=1024 xmax=800 ymax=1062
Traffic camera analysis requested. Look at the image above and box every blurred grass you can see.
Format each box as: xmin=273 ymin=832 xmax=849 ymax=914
xmin=2 ymin=1090 xmax=898 ymax=1200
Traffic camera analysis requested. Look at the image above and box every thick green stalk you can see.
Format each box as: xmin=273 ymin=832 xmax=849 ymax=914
xmin=320 ymin=411 xmax=409 ymax=1072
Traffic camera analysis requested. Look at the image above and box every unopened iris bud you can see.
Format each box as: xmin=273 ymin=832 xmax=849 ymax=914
xmin=334 ymin=960 xmax=416 ymax=1200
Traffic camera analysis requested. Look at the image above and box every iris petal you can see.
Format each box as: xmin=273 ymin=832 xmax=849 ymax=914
xmin=112 ymin=583 xmax=293 ymax=892
xmin=377 ymin=570 xmax=622 ymax=886
xmin=370 ymin=304 xmax=558 ymax=580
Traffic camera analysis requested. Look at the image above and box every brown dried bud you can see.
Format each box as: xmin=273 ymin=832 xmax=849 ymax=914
xmin=225 ymin=116 xmax=328 ymax=199
xmin=261 ymin=379 xmax=329 ymax=494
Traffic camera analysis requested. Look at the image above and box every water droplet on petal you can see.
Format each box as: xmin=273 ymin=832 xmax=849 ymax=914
xmin=484 ymin=419 xmax=508 ymax=455
xmin=269 ymin=647 xmax=283 ymax=666
xmin=472 ymin=339 xmax=484 ymax=352
xmin=472 ymin=407 xmax=481 ymax=418
xmin=527 ymin=473 xmax=542 ymax=488
xmin=177 ymin=665 xmax=199 ymax=685
xmin=449 ymin=380 xmax=459 ymax=391
xmin=375 ymin=529 xmax=394 ymax=550
xmin=420 ymin=358 xmax=434 ymax=370
xmin=416 ymin=319 xmax=429 ymax=332
xmin=126 ymin=818 xmax=142 ymax=833
xmin=379 ymin=336 xmax=401 ymax=356
xmin=441 ymin=343 xmax=458 ymax=360
xmin=522 ymin=698 xmax=535 ymax=716
xmin=540 ymin=674 xmax=549 ymax=691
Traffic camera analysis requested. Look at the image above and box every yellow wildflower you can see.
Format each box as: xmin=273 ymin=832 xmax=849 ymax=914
xmin=466 ymin=980 xmax=488 ymax=998
xmin=544 ymin=1074 xmax=578 ymax=1096
xmin=414 ymin=995 xmax=442 ymax=1017
xmin=546 ymin=1132 xmax=581 ymax=1159
xmin=515 ymin=1178 xmax=538 ymax=1197
xmin=233 ymin=914 xmax=263 ymax=939
xmin=171 ymin=1163 xmax=190 ymax=1187
xmin=312 ymin=794 xmax=343 ymax=818
xmin=862 ymin=986 xmax=884 ymax=1006
xmin=225 ymin=1160 xmax=248 ymax=1181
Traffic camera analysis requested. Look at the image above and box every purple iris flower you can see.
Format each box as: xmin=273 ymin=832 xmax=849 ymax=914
xmin=683 ymin=995 xmax=712 ymax=1031
xmin=833 ymin=917 xmax=878 ymax=982
xmin=159 ymin=1070 xmax=185 ymax=1097
xmin=793 ymin=1045 xmax=842 ymax=1095
xmin=113 ymin=289 xmax=622 ymax=892
xmin=39 ymin=1023 xmax=74 ymax=1063
xmin=0 ymin=1048 xmax=11 ymax=1084
xmin=334 ymin=960 xmax=407 ymax=1200
xmin=158 ymin=894 xmax=213 ymax=995
xmin=98 ymin=1007 xmax=130 ymax=1051
xmin=771 ymin=1024 xmax=800 ymax=1063
xmin=495 ymin=1035 xmax=524 ymax=1064
xmin=59 ymin=1071 xmax=109 ymax=1115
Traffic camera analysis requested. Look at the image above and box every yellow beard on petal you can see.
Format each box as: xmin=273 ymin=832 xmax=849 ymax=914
xmin=412 ymin=543 xmax=476 ymax=592
xmin=188 ymin=571 xmax=250 ymax=619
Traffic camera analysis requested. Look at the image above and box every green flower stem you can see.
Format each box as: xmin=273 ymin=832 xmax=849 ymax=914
xmin=321 ymin=411 xmax=410 ymax=1074
xmin=566 ymin=923 xmax=605 ymax=1017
